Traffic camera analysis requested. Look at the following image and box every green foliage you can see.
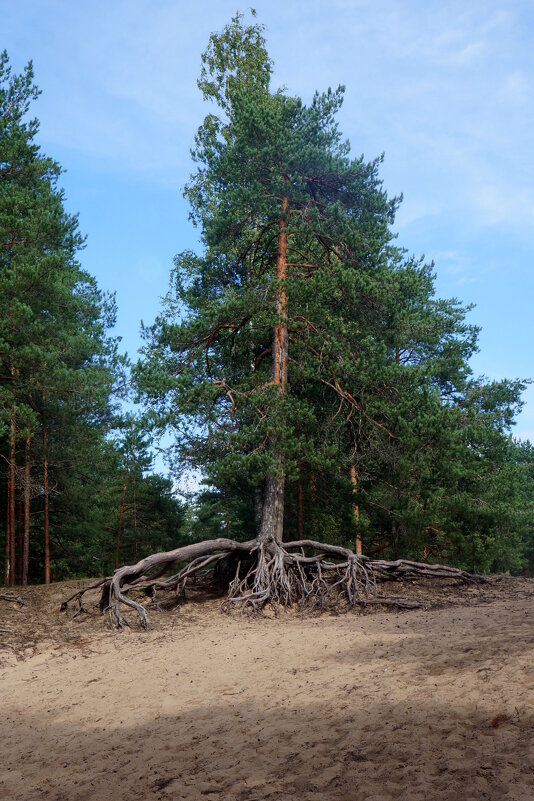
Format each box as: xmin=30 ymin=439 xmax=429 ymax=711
xmin=0 ymin=53 xmax=183 ymax=583
xmin=137 ymin=14 xmax=533 ymax=573
xmin=50 ymin=422 xmax=186 ymax=580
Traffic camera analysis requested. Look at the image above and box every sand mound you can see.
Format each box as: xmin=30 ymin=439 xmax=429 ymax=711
xmin=1 ymin=576 xmax=533 ymax=800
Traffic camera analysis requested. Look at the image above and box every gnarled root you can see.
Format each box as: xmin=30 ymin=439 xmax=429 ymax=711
xmin=369 ymin=558 xmax=483 ymax=584
xmin=60 ymin=536 xmax=484 ymax=629
xmin=223 ymin=538 xmax=375 ymax=614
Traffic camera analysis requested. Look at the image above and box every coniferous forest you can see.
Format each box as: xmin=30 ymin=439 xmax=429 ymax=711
xmin=2 ymin=15 xmax=534 ymax=599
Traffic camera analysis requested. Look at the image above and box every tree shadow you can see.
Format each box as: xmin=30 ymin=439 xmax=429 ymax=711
xmin=2 ymin=697 xmax=532 ymax=801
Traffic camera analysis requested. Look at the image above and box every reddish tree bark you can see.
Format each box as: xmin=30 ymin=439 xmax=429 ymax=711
xmin=8 ymin=415 xmax=16 ymax=586
xmin=17 ymin=499 xmax=23 ymax=584
xmin=43 ymin=426 xmax=50 ymax=584
xmin=259 ymin=196 xmax=289 ymax=544
xmin=4 ymin=493 xmax=11 ymax=586
xmin=22 ymin=433 xmax=31 ymax=586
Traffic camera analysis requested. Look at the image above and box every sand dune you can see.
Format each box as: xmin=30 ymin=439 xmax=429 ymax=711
xmin=1 ymin=578 xmax=533 ymax=800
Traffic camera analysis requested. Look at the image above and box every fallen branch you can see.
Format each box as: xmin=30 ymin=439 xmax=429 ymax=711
xmin=60 ymin=579 xmax=107 ymax=614
xmin=0 ymin=591 xmax=24 ymax=606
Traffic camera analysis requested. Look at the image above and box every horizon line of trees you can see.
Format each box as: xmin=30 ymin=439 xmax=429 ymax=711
xmin=1 ymin=15 xmax=533 ymax=586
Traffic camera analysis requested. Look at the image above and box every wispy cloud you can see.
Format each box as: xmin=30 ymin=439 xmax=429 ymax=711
xmin=3 ymin=0 xmax=534 ymax=411
xmin=7 ymin=0 xmax=531 ymax=233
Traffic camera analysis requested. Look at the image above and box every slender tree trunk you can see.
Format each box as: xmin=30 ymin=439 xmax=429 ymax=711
xmin=43 ymin=426 xmax=50 ymax=584
xmin=350 ymin=464 xmax=362 ymax=555
xmin=4 ymin=494 xmax=11 ymax=586
xmin=17 ymin=499 xmax=23 ymax=584
xmin=8 ymin=415 xmax=16 ymax=586
xmin=273 ymin=196 xmax=289 ymax=391
xmin=22 ymin=433 xmax=31 ymax=586
xmin=296 ymin=421 xmax=304 ymax=540
xmin=131 ymin=443 xmax=138 ymax=559
xmin=259 ymin=196 xmax=289 ymax=544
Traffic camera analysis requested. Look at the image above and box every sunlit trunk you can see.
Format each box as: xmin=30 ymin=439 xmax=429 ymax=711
xmin=259 ymin=196 xmax=288 ymax=544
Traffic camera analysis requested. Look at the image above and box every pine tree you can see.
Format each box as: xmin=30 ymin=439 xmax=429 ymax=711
xmin=70 ymin=13 xmax=482 ymax=629
xmin=0 ymin=52 xmax=120 ymax=584
xmin=138 ymin=13 xmax=400 ymax=539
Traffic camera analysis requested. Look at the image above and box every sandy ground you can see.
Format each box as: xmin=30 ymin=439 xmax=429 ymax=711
xmin=1 ymin=577 xmax=533 ymax=801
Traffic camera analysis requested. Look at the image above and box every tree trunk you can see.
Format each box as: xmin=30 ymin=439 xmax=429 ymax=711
xmin=22 ymin=433 xmax=31 ymax=586
xmin=273 ymin=196 xmax=289 ymax=392
xmin=350 ymin=464 xmax=362 ymax=555
xmin=4 ymin=493 xmax=11 ymax=586
xmin=8 ymin=415 xmax=16 ymax=586
xmin=17 ymin=499 xmax=23 ymax=584
xmin=258 ymin=474 xmax=284 ymax=543
xmin=259 ymin=196 xmax=288 ymax=544
xmin=131 ymin=436 xmax=139 ymax=560
xmin=43 ymin=426 xmax=50 ymax=584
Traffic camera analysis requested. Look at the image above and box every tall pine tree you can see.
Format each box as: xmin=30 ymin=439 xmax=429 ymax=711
xmin=75 ymin=12 xmax=498 ymax=628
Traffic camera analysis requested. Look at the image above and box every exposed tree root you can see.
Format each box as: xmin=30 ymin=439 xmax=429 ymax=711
xmin=60 ymin=535 xmax=485 ymax=629
xmin=0 ymin=591 xmax=24 ymax=606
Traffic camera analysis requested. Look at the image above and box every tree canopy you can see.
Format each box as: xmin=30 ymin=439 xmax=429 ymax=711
xmin=0 ymin=52 xmax=185 ymax=585
xmin=136 ymin=13 xmax=533 ymax=576
xmin=2 ymin=14 xmax=533 ymax=606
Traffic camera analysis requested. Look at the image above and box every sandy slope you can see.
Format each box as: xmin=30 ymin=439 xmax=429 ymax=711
xmin=1 ymin=579 xmax=533 ymax=800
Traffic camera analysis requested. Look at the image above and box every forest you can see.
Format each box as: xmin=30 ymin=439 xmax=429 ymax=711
xmin=1 ymin=14 xmax=533 ymax=603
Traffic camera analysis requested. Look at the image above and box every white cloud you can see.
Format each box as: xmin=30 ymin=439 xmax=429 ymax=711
xmin=432 ymin=250 xmax=477 ymax=286
xmin=7 ymin=0 xmax=534 ymax=232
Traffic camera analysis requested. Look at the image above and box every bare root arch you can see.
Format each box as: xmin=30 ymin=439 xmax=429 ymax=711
xmin=61 ymin=535 xmax=483 ymax=629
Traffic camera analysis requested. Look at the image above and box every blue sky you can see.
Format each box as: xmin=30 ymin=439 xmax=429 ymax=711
xmin=3 ymin=0 xmax=534 ymax=440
